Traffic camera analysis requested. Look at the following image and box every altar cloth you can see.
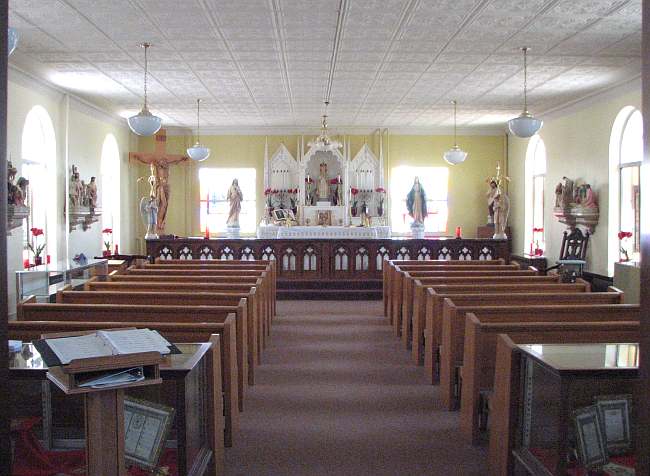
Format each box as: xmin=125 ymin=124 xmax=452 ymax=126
xmin=258 ymin=224 xmax=391 ymax=239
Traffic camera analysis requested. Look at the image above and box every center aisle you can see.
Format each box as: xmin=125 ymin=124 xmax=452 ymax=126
xmin=225 ymin=300 xmax=488 ymax=475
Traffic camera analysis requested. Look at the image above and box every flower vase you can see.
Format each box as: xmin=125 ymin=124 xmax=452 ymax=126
xmin=103 ymin=250 xmax=111 ymax=257
xmin=351 ymin=206 xmax=357 ymax=217
xmin=377 ymin=202 xmax=383 ymax=217
xmin=34 ymin=256 xmax=42 ymax=266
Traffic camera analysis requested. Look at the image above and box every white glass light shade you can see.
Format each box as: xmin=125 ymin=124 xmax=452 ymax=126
xmin=8 ymin=27 xmax=18 ymax=56
xmin=443 ymin=145 xmax=468 ymax=165
xmin=508 ymin=112 xmax=543 ymax=138
xmin=187 ymin=142 xmax=210 ymax=162
xmin=127 ymin=108 xmax=162 ymax=136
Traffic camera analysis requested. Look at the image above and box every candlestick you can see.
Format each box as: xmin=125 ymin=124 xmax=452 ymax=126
xmin=46 ymin=254 xmax=51 ymax=264
xmin=455 ymin=226 xmax=461 ymax=238
xmin=114 ymin=244 xmax=118 ymax=255
xmin=205 ymin=226 xmax=210 ymax=239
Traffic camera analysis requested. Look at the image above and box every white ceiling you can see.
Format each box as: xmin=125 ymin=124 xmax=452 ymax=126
xmin=8 ymin=0 xmax=643 ymax=132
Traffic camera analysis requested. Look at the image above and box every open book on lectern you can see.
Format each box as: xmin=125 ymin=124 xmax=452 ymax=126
xmin=34 ymin=328 xmax=180 ymax=367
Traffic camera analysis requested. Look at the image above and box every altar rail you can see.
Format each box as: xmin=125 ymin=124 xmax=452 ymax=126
xmin=146 ymin=238 xmax=510 ymax=281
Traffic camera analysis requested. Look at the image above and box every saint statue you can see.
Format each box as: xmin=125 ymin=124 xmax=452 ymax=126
xmin=226 ymin=178 xmax=243 ymax=227
xmin=406 ymin=177 xmax=427 ymax=224
xmin=317 ymin=162 xmax=329 ymax=201
xmin=581 ymin=184 xmax=598 ymax=208
xmin=139 ymin=171 xmax=159 ymax=240
xmin=493 ymin=189 xmax=510 ymax=239
xmin=561 ymin=176 xmax=574 ymax=209
xmin=486 ymin=180 xmax=498 ymax=224
xmin=86 ymin=176 xmax=98 ymax=211
xmin=152 ymin=161 xmax=171 ymax=233
xmin=8 ymin=161 xmax=29 ymax=207
xmin=69 ymin=166 xmax=84 ymax=207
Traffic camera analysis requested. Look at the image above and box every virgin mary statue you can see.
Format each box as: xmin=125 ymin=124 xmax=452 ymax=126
xmin=406 ymin=177 xmax=427 ymax=224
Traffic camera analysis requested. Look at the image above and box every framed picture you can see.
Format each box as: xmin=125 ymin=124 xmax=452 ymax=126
xmin=272 ymin=209 xmax=286 ymax=221
xmin=595 ymin=394 xmax=632 ymax=455
xmin=317 ymin=210 xmax=331 ymax=226
xmin=573 ymin=405 xmax=608 ymax=469
xmin=124 ymin=397 xmax=175 ymax=471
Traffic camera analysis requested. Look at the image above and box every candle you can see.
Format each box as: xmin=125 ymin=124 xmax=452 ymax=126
xmin=455 ymin=226 xmax=461 ymax=238
xmin=205 ymin=226 xmax=210 ymax=239
xmin=114 ymin=244 xmax=119 ymax=255
xmin=23 ymin=259 xmax=29 ymax=269
xmin=47 ymin=254 xmax=51 ymax=264
xmin=529 ymin=242 xmax=534 ymax=255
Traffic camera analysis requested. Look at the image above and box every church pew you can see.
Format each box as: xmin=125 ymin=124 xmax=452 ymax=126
xmin=17 ymin=300 xmax=249 ymax=414
xmin=105 ymin=274 xmax=273 ymax=343
xmin=416 ymin=280 xmax=592 ymax=369
xmin=461 ymin=316 xmax=640 ymax=446
xmin=383 ymin=259 xmax=505 ymax=317
xmin=56 ymin=288 xmax=261 ymax=384
xmin=152 ymin=259 xmax=277 ymax=316
xmin=9 ymin=319 xmax=238 ymax=449
xmin=397 ymin=267 xmax=536 ymax=343
xmin=390 ymin=269 xmax=540 ymax=337
xmin=439 ymin=303 xmax=638 ymax=412
xmin=86 ymin=278 xmax=270 ymax=354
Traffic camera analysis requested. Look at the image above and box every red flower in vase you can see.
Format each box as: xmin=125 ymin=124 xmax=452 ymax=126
xmin=102 ymin=228 xmax=113 ymax=234
xmin=30 ymin=227 xmax=44 ymax=237
xmin=375 ymin=187 xmax=386 ymax=193
xmin=264 ymin=188 xmax=272 ymax=195
xmin=532 ymin=227 xmax=543 ymax=233
xmin=350 ymin=187 xmax=359 ymax=196
xmin=618 ymin=231 xmax=633 ymax=240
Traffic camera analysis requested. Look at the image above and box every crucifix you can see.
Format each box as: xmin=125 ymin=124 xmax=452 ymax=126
xmin=130 ymin=129 xmax=187 ymax=234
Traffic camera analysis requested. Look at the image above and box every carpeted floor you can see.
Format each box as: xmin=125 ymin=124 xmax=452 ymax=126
xmin=224 ymin=300 xmax=488 ymax=475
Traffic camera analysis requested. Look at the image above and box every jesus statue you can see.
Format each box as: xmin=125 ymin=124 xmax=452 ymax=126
xmin=226 ymin=178 xmax=243 ymax=227
xmin=317 ymin=162 xmax=329 ymax=201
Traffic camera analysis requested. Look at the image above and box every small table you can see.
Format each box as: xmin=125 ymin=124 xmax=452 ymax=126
xmin=9 ymin=342 xmax=218 ymax=476
xmin=510 ymin=253 xmax=547 ymax=273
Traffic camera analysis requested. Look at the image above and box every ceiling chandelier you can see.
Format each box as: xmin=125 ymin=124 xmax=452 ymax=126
xmin=187 ymin=98 xmax=210 ymax=162
xmin=507 ymin=46 xmax=543 ymax=138
xmin=127 ymin=42 xmax=162 ymax=136
xmin=8 ymin=27 xmax=18 ymax=56
xmin=308 ymin=101 xmax=342 ymax=152
xmin=443 ymin=100 xmax=468 ymax=165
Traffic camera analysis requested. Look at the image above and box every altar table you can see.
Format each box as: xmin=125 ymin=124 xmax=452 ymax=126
xmin=147 ymin=237 xmax=510 ymax=281
xmin=258 ymin=225 xmax=391 ymax=239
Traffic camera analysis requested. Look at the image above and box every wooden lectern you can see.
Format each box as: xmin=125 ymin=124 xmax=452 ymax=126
xmin=44 ymin=337 xmax=163 ymax=476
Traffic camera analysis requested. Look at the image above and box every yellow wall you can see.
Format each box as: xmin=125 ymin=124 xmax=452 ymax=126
xmin=508 ymin=86 xmax=642 ymax=276
xmin=135 ymin=132 xmax=506 ymax=241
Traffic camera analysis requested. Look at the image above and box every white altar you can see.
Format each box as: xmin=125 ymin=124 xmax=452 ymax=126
xmin=259 ymin=132 xmax=388 ymax=236
xmin=258 ymin=224 xmax=391 ymax=239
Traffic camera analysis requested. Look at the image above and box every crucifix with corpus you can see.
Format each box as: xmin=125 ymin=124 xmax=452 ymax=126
xmin=130 ymin=129 xmax=188 ymax=234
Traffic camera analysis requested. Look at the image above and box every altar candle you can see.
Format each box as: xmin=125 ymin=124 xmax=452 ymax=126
xmin=205 ymin=226 xmax=210 ymax=239
xmin=47 ymin=254 xmax=51 ymax=264
xmin=455 ymin=226 xmax=461 ymax=238
xmin=23 ymin=259 xmax=29 ymax=269
xmin=114 ymin=244 xmax=118 ymax=255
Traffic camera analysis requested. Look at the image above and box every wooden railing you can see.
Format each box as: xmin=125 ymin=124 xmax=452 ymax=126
xmin=146 ymin=238 xmax=510 ymax=281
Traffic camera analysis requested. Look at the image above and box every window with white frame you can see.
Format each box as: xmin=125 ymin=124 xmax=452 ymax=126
xmin=524 ymin=136 xmax=547 ymax=254
xmin=101 ymin=134 xmax=121 ymax=251
xmin=390 ymin=166 xmax=449 ymax=234
xmin=609 ymin=107 xmax=643 ymax=273
xmin=199 ymin=168 xmax=256 ymax=234
xmin=21 ymin=105 xmax=57 ymax=264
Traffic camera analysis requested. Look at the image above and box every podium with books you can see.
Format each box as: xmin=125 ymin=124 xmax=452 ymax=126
xmin=36 ymin=328 xmax=174 ymax=476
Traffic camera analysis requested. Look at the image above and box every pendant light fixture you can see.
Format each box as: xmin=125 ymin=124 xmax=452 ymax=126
xmin=443 ymin=100 xmax=468 ymax=165
xmin=187 ymin=98 xmax=210 ymax=162
xmin=507 ymin=47 xmax=543 ymax=138
xmin=308 ymin=101 xmax=342 ymax=152
xmin=127 ymin=42 xmax=162 ymax=136
xmin=8 ymin=27 xmax=18 ymax=56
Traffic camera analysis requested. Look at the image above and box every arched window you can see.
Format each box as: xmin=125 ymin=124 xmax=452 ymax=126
xmin=101 ymin=134 xmax=121 ymax=251
xmin=524 ymin=136 xmax=546 ymax=254
xmin=609 ymin=107 xmax=643 ymax=273
xmin=21 ymin=106 xmax=57 ymax=264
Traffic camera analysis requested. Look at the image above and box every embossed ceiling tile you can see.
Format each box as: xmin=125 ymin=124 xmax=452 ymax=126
xmin=599 ymin=32 xmax=642 ymax=56
xmin=549 ymin=33 xmax=627 ymax=55
xmin=339 ymin=39 xmax=392 ymax=53
xmin=180 ymin=51 xmax=234 ymax=62
xmin=381 ymin=62 xmax=430 ymax=73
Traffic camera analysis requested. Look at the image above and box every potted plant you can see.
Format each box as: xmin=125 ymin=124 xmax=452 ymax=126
xmin=375 ymin=187 xmax=386 ymax=217
xmin=27 ymin=227 xmax=46 ymax=266
xmin=102 ymin=228 xmax=113 ymax=257
xmin=350 ymin=187 xmax=359 ymax=217
xmin=618 ymin=231 xmax=633 ymax=262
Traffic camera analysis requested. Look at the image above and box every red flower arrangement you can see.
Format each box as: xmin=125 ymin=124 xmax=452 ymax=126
xmin=350 ymin=187 xmax=359 ymax=196
xmin=375 ymin=187 xmax=386 ymax=193
xmin=102 ymin=228 xmax=113 ymax=253
xmin=532 ymin=227 xmax=544 ymax=233
xmin=264 ymin=188 xmax=272 ymax=196
xmin=27 ymin=227 xmax=46 ymax=259
xmin=618 ymin=231 xmax=633 ymax=240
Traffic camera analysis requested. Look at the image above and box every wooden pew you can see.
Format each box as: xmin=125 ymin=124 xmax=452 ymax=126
xmin=462 ymin=318 xmax=640 ymax=448
xmin=383 ymin=259 xmax=505 ymax=317
xmin=57 ymin=288 xmax=261 ymax=384
xmin=390 ymin=270 xmax=541 ymax=337
xmin=17 ymin=300 xmax=248 ymax=415
xmin=106 ymin=274 xmax=273 ymax=338
xmin=416 ymin=281 xmax=591 ymax=370
xmin=440 ymin=302 xmax=636 ymax=412
xmin=87 ymin=278 xmax=271 ymax=351
xmin=398 ymin=267 xmax=537 ymax=343
xmin=9 ymin=319 xmax=237 ymax=450
xmin=153 ymin=259 xmax=277 ymax=317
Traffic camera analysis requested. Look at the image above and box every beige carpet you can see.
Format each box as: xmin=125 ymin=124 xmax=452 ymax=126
xmin=224 ymin=300 xmax=488 ymax=475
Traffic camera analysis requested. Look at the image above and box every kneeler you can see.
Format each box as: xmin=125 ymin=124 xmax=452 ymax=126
xmin=11 ymin=417 xmax=179 ymax=476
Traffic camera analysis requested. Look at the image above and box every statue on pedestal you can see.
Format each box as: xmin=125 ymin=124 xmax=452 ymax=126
xmin=406 ymin=177 xmax=427 ymax=224
xmin=493 ymin=190 xmax=510 ymax=239
xmin=226 ymin=178 xmax=243 ymax=228
xmin=139 ymin=170 xmax=159 ymax=240
xmin=317 ymin=162 xmax=329 ymax=201
xmin=86 ymin=176 xmax=98 ymax=211
xmin=69 ymin=165 xmax=84 ymax=207
xmin=486 ymin=180 xmax=498 ymax=224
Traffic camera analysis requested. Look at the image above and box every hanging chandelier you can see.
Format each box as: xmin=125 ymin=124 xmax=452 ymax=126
xmin=507 ymin=47 xmax=543 ymax=138
xmin=187 ymin=98 xmax=210 ymax=162
xmin=308 ymin=101 xmax=342 ymax=152
xmin=8 ymin=27 xmax=18 ymax=56
xmin=127 ymin=42 xmax=162 ymax=136
xmin=443 ymin=100 xmax=468 ymax=165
